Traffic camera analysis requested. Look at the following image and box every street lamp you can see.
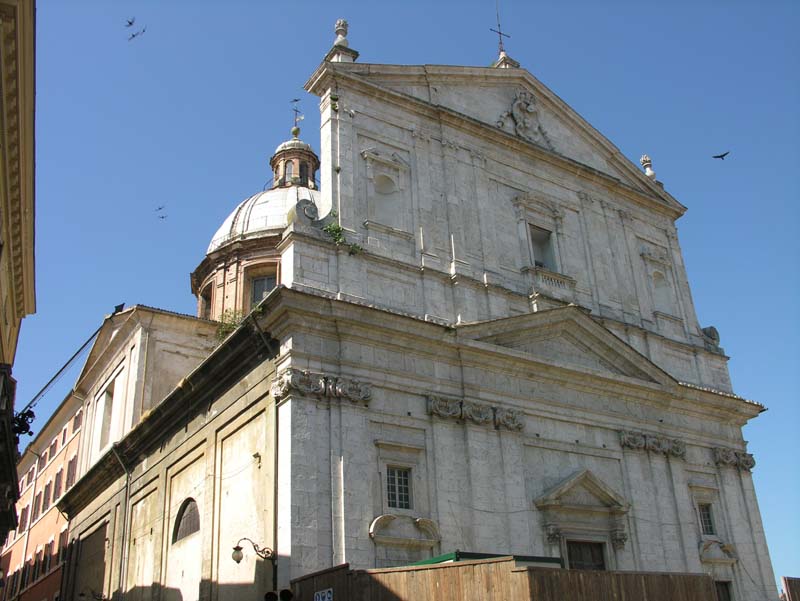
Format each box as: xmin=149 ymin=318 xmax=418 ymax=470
xmin=231 ymin=537 xmax=275 ymax=563
xmin=232 ymin=537 xmax=278 ymax=591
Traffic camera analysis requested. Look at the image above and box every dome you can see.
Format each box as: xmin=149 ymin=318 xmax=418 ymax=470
xmin=207 ymin=185 xmax=320 ymax=254
xmin=273 ymin=137 xmax=314 ymax=155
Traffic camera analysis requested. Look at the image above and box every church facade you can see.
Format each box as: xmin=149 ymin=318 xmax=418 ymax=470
xmin=54 ymin=20 xmax=775 ymax=601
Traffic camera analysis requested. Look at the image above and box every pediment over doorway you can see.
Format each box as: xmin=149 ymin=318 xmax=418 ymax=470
xmin=535 ymin=469 xmax=629 ymax=515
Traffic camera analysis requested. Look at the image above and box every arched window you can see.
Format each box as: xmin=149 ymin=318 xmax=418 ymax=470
xmin=172 ymin=498 xmax=200 ymax=543
xmin=299 ymin=162 xmax=309 ymax=185
xmin=284 ymin=161 xmax=294 ymax=181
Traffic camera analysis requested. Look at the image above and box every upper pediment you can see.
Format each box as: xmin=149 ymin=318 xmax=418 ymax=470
xmin=457 ymin=306 xmax=676 ymax=388
xmin=308 ymin=62 xmax=684 ymax=214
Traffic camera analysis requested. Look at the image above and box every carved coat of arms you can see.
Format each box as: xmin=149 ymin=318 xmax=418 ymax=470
xmin=497 ymin=89 xmax=555 ymax=151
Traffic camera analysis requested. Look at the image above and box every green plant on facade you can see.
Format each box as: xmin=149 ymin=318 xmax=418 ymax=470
xmin=322 ymin=212 xmax=362 ymax=255
xmin=215 ymin=309 xmax=244 ymax=342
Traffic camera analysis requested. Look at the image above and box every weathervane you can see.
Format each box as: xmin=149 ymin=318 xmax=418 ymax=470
xmin=290 ymin=98 xmax=304 ymax=133
xmin=490 ymin=0 xmax=510 ymax=55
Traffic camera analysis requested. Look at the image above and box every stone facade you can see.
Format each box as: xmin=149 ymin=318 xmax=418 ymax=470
xmin=52 ymin=20 xmax=777 ymax=601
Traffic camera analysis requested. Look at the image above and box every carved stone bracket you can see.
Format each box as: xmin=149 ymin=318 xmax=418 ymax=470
xmin=427 ymin=395 xmax=524 ymax=431
xmin=271 ymin=368 xmax=372 ymax=404
xmin=713 ymin=447 xmax=755 ymax=471
xmin=545 ymin=524 xmax=562 ymax=544
xmin=619 ymin=430 xmax=686 ymax=460
xmin=611 ymin=528 xmax=628 ymax=550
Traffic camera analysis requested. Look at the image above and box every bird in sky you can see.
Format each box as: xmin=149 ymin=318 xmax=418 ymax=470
xmin=712 ymin=151 xmax=730 ymax=160
xmin=128 ymin=26 xmax=146 ymax=41
xmin=125 ymin=17 xmax=135 ymax=28
xmin=158 ymin=215 xmax=167 ymax=220
xmin=155 ymin=205 xmax=165 ymax=212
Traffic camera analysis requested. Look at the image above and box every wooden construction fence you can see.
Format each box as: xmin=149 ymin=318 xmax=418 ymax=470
xmin=292 ymin=557 xmax=720 ymax=601
xmin=783 ymin=576 xmax=800 ymax=601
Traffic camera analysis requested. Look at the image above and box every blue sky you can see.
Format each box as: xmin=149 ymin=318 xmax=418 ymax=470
xmin=16 ymin=0 xmax=799 ymax=589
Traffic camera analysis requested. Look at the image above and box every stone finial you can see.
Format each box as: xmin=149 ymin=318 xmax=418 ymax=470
xmin=325 ymin=19 xmax=359 ymax=63
xmin=639 ymin=154 xmax=656 ymax=180
xmin=334 ymin=19 xmax=349 ymax=47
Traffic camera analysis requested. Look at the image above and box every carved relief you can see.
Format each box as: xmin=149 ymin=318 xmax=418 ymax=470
xmin=497 ymin=89 xmax=555 ymax=151
xmin=427 ymin=395 xmax=462 ymax=420
xmin=427 ymin=395 xmax=524 ymax=431
xmin=619 ymin=430 xmax=686 ymax=460
xmin=713 ymin=447 xmax=755 ymax=471
xmin=462 ymin=401 xmax=493 ymax=425
xmin=494 ymin=407 xmax=525 ymax=431
xmin=271 ymin=368 xmax=371 ymax=404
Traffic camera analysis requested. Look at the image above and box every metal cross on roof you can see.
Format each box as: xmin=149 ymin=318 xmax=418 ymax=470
xmin=490 ymin=0 xmax=511 ymax=54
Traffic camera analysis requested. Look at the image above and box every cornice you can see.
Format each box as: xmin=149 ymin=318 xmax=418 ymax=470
xmin=0 ymin=0 xmax=36 ymax=319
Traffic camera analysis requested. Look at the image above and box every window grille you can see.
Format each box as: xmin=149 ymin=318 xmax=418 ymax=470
xmin=172 ymin=498 xmax=201 ymax=543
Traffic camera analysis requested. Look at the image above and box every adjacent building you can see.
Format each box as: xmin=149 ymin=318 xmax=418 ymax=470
xmin=20 ymin=18 xmax=777 ymax=601
xmin=0 ymin=0 xmax=35 ymax=542
xmin=0 ymin=306 xmax=217 ymax=600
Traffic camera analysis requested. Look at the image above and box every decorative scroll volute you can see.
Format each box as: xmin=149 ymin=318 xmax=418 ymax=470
xmin=619 ymin=430 xmax=686 ymax=460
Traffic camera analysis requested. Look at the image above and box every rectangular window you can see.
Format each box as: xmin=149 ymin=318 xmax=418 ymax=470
xmin=31 ymin=492 xmax=42 ymax=522
xmin=43 ymin=542 xmax=53 ymax=574
xmin=33 ymin=550 xmax=42 ymax=580
xmin=49 ymin=440 xmax=58 ymax=461
xmin=99 ymin=381 xmax=116 ymax=450
xmin=58 ymin=530 xmax=69 ymax=563
xmin=37 ymin=454 xmax=47 ymax=471
xmin=61 ymin=427 xmax=68 ymax=446
xmin=698 ymin=503 xmax=716 ymax=535
xmin=27 ymin=467 xmax=35 ymax=483
xmin=250 ymin=275 xmax=277 ymax=308
xmin=42 ymin=481 xmax=52 ymax=512
xmin=567 ymin=541 xmax=606 ymax=570
xmin=715 ymin=581 xmax=732 ymax=601
xmin=18 ymin=505 xmax=29 ymax=532
xmin=529 ymin=224 xmax=556 ymax=271
xmin=53 ymin=469 xmax=63 ymax=500
xmin=72 ymin=410 xmax=82 ymax=433
xmin=66 ymin=456 xmax=78 ymax=489
xmin=387 ymin=466 xmax=412 ymax=509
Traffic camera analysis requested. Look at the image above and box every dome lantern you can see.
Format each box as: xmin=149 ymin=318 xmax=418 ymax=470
xmin=269 ymin=126 xmax=320 ymax=190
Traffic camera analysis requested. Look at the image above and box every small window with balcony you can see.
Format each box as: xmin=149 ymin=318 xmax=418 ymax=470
xmin=529 ymin=224 xmax=556 ymax=271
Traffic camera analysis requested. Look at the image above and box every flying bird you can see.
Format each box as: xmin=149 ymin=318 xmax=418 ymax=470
xmin=128 ymin=26 xmax=146 ymax=41
xmin=712 ymin=151 xmax=729 ymax=160
xmin=125 ymin=17 xmax=135 ymax=28
xmin=155 ymin=205 xmax=165 ymax=212
xmin=158 ymin=215 xmax=167 ymax=220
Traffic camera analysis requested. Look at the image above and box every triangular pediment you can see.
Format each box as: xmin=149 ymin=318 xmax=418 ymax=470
xmin=310 ymin=62 xmax=683 ymax=213
xmin=457 ymin=306 xmax=676 ymax=388
xmin=535 ymin=469 xmax=628 ymax=513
